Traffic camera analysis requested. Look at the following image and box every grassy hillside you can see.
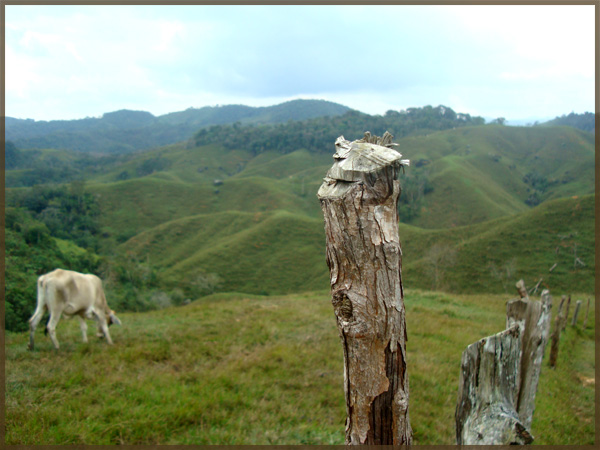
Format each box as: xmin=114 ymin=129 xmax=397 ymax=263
xmin=4 ymin=122 xmax=595 ymax=333
xmin=397 ymin=125 xmax=595 ymax=228
xmin=115 ymin=192 xmax=594 ymax=297
xmin=5 ymin=290 xmax=595 ymax=445
xmin=124 ymin=210 xmax=329 ymax=295
xmin=86 ymin=124 xmax=594 ymax=229
xmin=72 ymin=124 xmax=594 ymax=297
xmin=401 ymin=194 xmax=595 ymax=294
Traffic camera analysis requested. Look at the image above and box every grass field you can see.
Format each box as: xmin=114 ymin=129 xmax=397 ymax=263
xmin=5 ymin=289 xmax=595 ymax=445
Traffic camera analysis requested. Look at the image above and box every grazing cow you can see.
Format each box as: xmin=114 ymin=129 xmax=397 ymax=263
xmin=28 ymin=269 xmax=122 ymax=350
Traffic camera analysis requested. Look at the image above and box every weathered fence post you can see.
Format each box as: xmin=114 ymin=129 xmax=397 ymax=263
xmin=548 ymin=313 xmax=562 ymax=368
xmin=455 ymin=326 xmax=533 ymax=445
xmin=456 ymin=284 xmax=551 ymax=444
xmin=583 ymin=298 xmax=591 ymax=329
xmin=506 ymin=288 xmax=552 ymax=430
xmin=318 ymin=132 xmax=411 ymax=445
xmin=515 ymin=279 xmax=528 ymax=299
xmin=571 ymin=300 xmax=582 ymax=327
xmin=562 ymin=295 xmax=571 ymax=331
xmin=549 ymin=295 xmax=566 ymax=368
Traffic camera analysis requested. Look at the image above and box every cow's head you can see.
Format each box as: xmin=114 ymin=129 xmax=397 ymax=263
xmin=108 ymin=310 xmax=122 ymax=326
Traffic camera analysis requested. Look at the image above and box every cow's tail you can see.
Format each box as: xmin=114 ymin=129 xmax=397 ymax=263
xmin=28 ymin=275 xmax=48 ymax=350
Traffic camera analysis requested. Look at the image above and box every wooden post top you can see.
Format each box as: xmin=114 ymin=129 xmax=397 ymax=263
xmin=317 ymin=131 xmax=409 ymax=200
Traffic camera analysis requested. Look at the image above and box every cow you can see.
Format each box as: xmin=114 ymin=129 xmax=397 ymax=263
xmin=28 ymin=269 xmax=122 ymax=350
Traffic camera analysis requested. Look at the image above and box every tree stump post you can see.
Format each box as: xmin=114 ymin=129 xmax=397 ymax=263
xmin=318 ymin=132 xmax=411 ymax=445
xmin=571 ymin=300 xmax=582 ymax=326
xmin=455 ymin=326 xmax=533 ymax=445
xmin=506 ymin=289 xmax=552 ymax=430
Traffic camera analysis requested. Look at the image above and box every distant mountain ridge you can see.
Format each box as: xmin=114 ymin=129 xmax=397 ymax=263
xmin=5 ymin=99 xmax=352 ymax=154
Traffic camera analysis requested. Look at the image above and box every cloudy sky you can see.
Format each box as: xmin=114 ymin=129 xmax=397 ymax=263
xmin=5 ymin=3 xmax=596 ymax=123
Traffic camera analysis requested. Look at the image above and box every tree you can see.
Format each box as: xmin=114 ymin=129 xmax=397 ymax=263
xmin=424 ymin=243 xmax=457 ymax=291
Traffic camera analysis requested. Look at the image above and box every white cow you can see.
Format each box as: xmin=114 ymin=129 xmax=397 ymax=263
xmin=28 ymin=269 xmax=122 ymax=350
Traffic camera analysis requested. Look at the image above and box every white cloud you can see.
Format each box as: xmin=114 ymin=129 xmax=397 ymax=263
xmin=5 ymin=45 xmax=42 ymax=99
xmin=4 ymin=4 xmax=595 ymax=121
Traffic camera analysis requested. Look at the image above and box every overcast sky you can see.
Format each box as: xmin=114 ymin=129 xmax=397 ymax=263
xmin=5 ymin=3 xmax=596 ymax=123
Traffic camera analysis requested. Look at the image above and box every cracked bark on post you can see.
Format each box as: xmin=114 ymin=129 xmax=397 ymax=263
xmin=506 ymin=289 xmax=552 ymax=431
xmin=317 ymin=132 xmax=411 ymax=445
xmin=455 ymin=326 xmax=533 ymax=445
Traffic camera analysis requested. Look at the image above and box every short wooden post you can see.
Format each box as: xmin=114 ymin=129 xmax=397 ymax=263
xmin=557 ymin=295 xmax=566 ymax=315
xmin=505 ymin=289 xmax=552 ymax=430
xmin=318 ymin=132 xmax=411 ymax=445
xmin=455 ymin=326 xmax=533 ymax=445
xmin=583 ymin=298 xmax=591 ymax=329
xmin=562 ymin=295 xmax=571 ymax=331
xmin=515 ymin=279 xmax=528 ymax=299
xmin=549 ymin=311 xmax=562 ymax=368
xmin=571 ymin=300 xmax=582 ymax=326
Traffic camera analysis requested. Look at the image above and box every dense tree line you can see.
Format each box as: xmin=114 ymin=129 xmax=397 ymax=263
xmin=192 ymin=106 xmax=486 ymax=155
xmin=541 ymin=112 xmax=595 ymax=133
xmin=6 ymin=100 xmax=351 ymax=154
xmin=5 ymin=141 xmax=126 ymax=187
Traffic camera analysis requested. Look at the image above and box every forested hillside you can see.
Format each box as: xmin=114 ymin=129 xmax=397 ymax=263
xmin=5 ymin=99 xmax=351 ymax=154
xmin=541 ymin=112 xmax=595 ymax=133
xmin=4 ymin=104 xmax=595 ymax=334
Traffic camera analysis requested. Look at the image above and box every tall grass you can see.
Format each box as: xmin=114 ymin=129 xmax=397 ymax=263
xmin=5 ymin=290 xmax=594 ymax=444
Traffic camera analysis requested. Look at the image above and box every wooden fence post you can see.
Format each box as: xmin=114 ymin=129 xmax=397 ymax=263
xmin=583 ymin=298 xmax=591 ymax=329
xmin=549 ymin=295 xmax=566 ymax=368
xmin=562 ymin=295 xmax=571 ymax=331
xmin=515 ymin=279 xmax=528 ymax=299
xmin=549 ymin=312 xmax=562 ymax=368
xmin=455 ymin=326 xmax=533 ymax=445
xmin=318 ymin=132 xmax=411 ymax=445
xmin=571 ymin=300 xmax=582 ymax=326
xmin=506 ymin=289 xmax=552 ymax=430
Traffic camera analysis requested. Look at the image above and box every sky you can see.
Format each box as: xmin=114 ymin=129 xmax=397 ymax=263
xmin=4 ymin=3 xmax=596 ymax=123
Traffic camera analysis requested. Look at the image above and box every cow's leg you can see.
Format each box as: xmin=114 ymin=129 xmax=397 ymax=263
xmin=28 ymin=305 xmax=46 ymax=351
xmin=99 ymin=320 xmax=114 ymax=345
xmin=77 ymin=316 xmax=88 ymax=343
xmin=46 ymin=311 xmax=62 ymax=350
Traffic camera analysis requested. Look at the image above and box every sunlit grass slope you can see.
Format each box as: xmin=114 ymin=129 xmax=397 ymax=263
xmin=5 ymin=290 xmax=595 ymax=445
xmin=123 ymin=210 xmax=329 ymax=295
xmin=401 ymin=193 xmax=595 ymax=294
xmin=118 ymin=194 xmax=594 ymax=296
xmin=398 ymin=125 xmax=595 ymax=228
xmin=87 ymin=125 xmax=595 ymax=232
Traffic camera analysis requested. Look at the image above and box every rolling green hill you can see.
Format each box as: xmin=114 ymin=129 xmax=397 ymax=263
xmin=116 ymin=192 xmax=594 ymax=297
xmin=4 ymin=111 xmax=595 ymax=333
xmin=396 ymin=125 xmax=595 ymax=228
